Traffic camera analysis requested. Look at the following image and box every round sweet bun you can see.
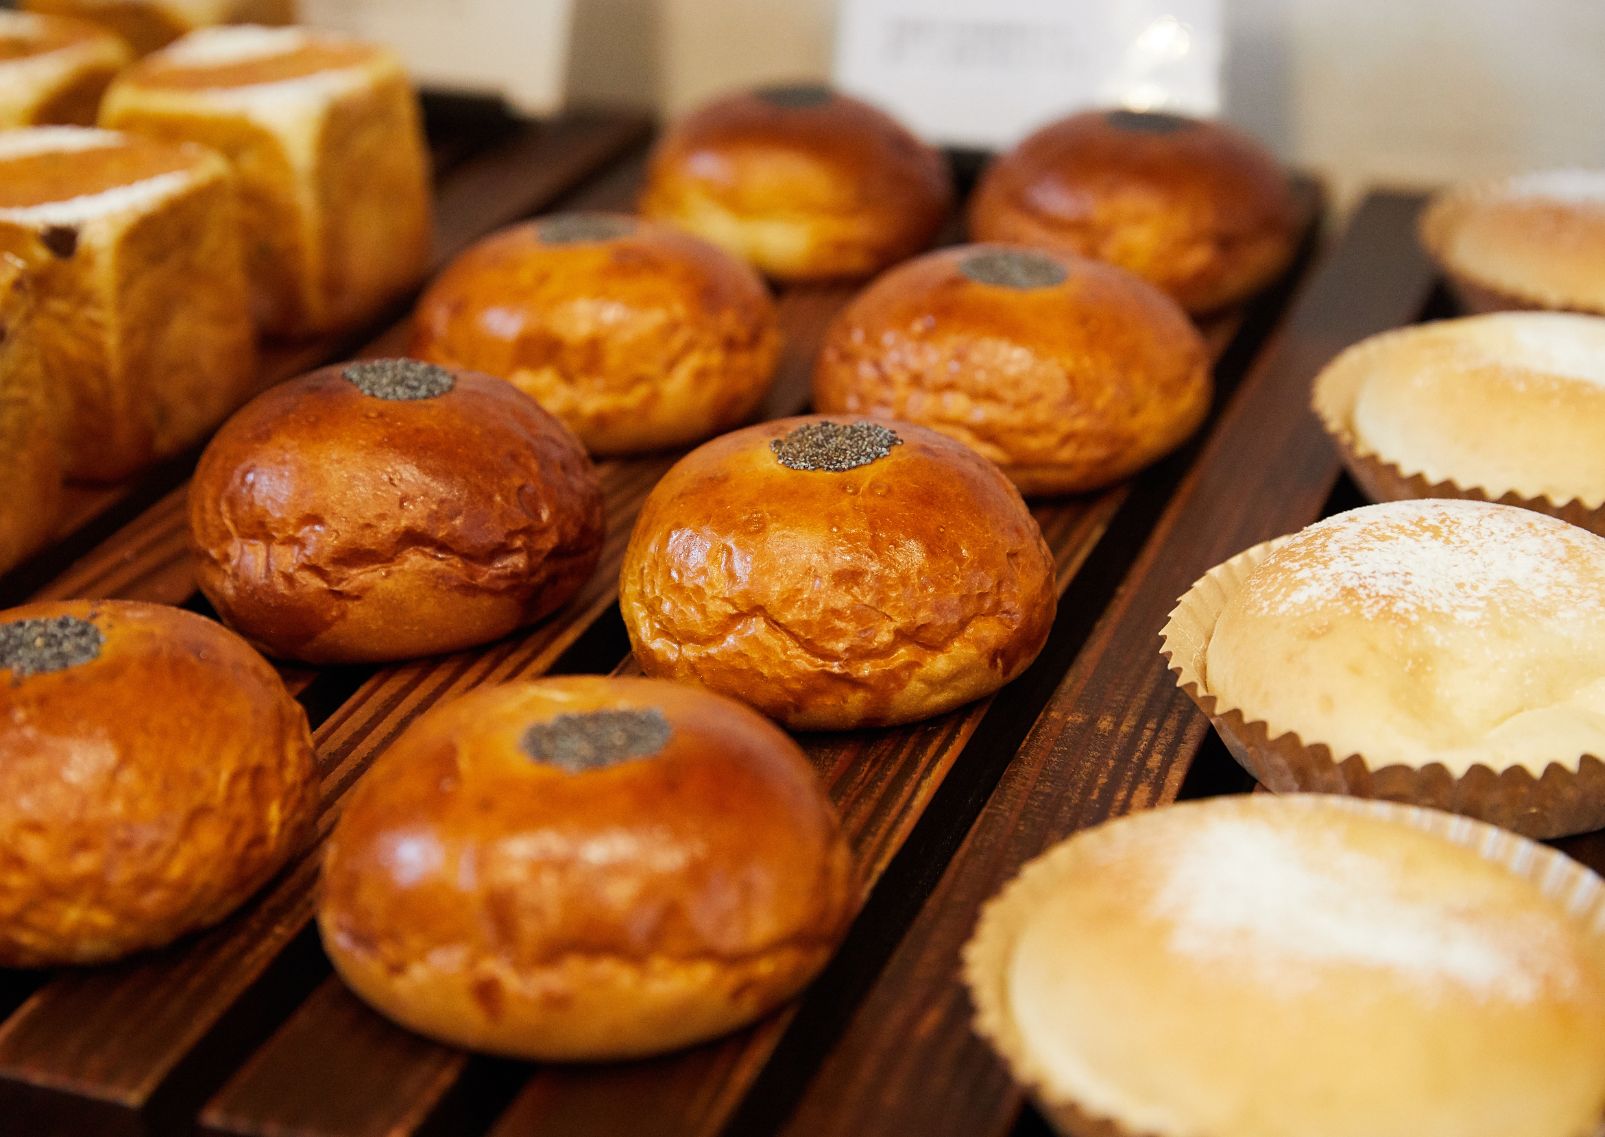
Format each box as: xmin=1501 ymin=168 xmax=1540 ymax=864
xmin=639 ymin=83 xmax=953 ymax=281
xmin=968 ymin=109 xmax=1298 ymax=314
xmin=0 ymin=599 xmax=317 ymax=966
xmin=1205 ymin=499 xmax=1605 ymax=776
xmin=411 ymin=212 xmax=781 ymax=456
xmin=0 ymin=248 xmax=64 ymax=575
xmin=189 ymin=359 xmax=604 ymax=664
xmin=1319 ymin=312 xmax=1605 ymax=509
xmin=813 ymin=244 xmax=1210 ymax=495
xmin=619 ymin=416 xmax=1057 ymax=729
xmin=0 ymin=11 xmax=131 ymax=128
xmin=965 ymin=795 xmax=1605 ymax=1137
xmin=318 ymin=675 xmax=856 ymax=1060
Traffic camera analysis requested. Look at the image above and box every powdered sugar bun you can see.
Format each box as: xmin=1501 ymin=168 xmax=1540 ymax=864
xmin=965 ymin=794 xmax=1605 ymax=1137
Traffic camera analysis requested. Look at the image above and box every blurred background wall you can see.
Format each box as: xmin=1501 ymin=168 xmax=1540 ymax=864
xmin=568 ymin=0 xmax=1605 ymax=209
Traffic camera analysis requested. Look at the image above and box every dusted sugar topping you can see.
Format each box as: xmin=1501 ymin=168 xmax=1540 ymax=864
xmin=521 ymin=707 xmax=672 ymax=773
xmin=158 ymin=25 xmax=311 ymax=67
xmin=1148 ymin=814 xmax=1566 ymax=1000
xmin=0 ymin=615 xmax=104 ymax=678
xmin=959 ymin=248 xmax=1068 ymax=290
xmin=1105 ymin=108 xmax=1195 ymax=134
xmin=344 ymin=359 xmax=455 ymax=401
xmin=756 ymin=83 xmax=834 ymax=109
xmin=1499 ymin=168 xmax=1605 ymax=208
xmin=0 ymin=126 xmax=120 ymax=160
xmin=771 ymin=420 xmax=902 ymax=472
xmin=538 ymin=213 xmax=636 ymax=245
xmin=1240 ymin=500 xmax=1604 ymax=625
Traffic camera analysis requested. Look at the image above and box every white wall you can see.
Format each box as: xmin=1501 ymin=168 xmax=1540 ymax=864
xmin=566 ymin=0 xmax=1605 ymax=211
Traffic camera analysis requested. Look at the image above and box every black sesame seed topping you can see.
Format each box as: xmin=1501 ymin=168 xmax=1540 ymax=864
xmin=538 ymin=213 xmax=637 ymax=245
xmin=521 ymin=707 xmax=673 ymax=773
xmin=756 ymin=83 xmax=834 ymax=109
xmin=959 ymin=249 xmax=1068 ymax=290
xmin=343 ymin=359 xmax=455 ymax=401
xmin=771 ymin=420 xmax=901 ymax=472
xmin=0 ymin=616 xmax=104 ymax=678
xmin=1105 ymin=109 xmax=1195 ymax=134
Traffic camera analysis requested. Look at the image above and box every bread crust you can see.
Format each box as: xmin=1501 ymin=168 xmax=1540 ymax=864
xmin=0 ymin=12 xmax=130 ymax=128
xmin=0 ymin=246 xmax=64 ymax=574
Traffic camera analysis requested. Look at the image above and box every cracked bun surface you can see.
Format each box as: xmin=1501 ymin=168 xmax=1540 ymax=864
xmin=639 ymin=84 xmax=952 ymax=281
xmin=619 ymin=416 xmax=1057 ymax=729
xmin=0 ymin=599 xmax=316 ymax=966
xmin=813 ymin=244 xmax=1211 ymax=495
xmin=318 ymin=675 xmax=856 ymax=1060
xmin=968 ymin=109 xmax=1298 ymax=314
xmin=188 ymin=359 xmax=604 ymax=664
xmin=412 ymin=213 xmax=780 ymax=456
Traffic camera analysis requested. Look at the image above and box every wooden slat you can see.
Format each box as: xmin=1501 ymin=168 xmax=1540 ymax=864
xmin=771 ymin=191 xmax=1440 ymax=1137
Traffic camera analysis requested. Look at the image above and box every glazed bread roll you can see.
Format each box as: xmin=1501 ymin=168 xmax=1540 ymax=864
xmin=189 ymin=359 xmax=604 ymax=664
xmin=1206 ymin=500 xmax=1605 ymax=776
xmin=966 ymin=795 xmax=1605 ymax=1137
xmin=640 ymin=83 xmax=952 ymax=281
xmin=969 ymin=109 xmax=1298 ymax=314
xmin=0 ymin=248 xmax=64 ymax=576
xmin=0 ymin=599 xmax=317 ymax=966
xmin=22 ymin=0 xmax=295 ymax=57
xmin=813 ymin=244 xmax=1210 ymax=495
xmin=1316 ymin=312 xmax=1605 ymax=509
xmin=412 ymin=213 xmax=781 ymax=456
xmin=102 ymin=25 xmax=432 ymax=336
xmin=319 ymin=676 xmax=856 ymax=1060
xmin=0 ymin=11 xmax=130 ymax=127
xmin=0 ymin=126 xmax=255 ymax=481
xmin=620 ymin=416 xmax=1057 ymax=729
xmin=1421 ymin=169 xmax=1605 ymax=315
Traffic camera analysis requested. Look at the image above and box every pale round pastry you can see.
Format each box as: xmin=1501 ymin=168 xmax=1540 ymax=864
xmin=22 ymin=0 xmax=296 ymax=58
xmin=1316 ymin=312 xmax=1605 ymax=510
xmin=0 ymin=11 xmax=130 ymax=128
xmin=965 ymin=794 xmax=1605 ymax=1137
xmin=1422 ymin=169 xmax=1605 ymax=315
xmin=1205 ymin=499 xmax=1605 ymax=777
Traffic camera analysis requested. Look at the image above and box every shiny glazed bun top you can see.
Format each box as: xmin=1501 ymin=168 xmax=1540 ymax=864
xmin=620 ymin=416 xmax=1057 ymax=729
xmin=640 ymin=83 xmax=953 ymax=281
xmin=412 ymin=212 xmax=781 ymax=456
xmin=319 ymin=676 xmax=855 ymax=1060
xmin=189 ymin=359 xmax=604 ymax=664
xmin=814 ymin=243 xmax=1211 ymax=495
xmin=969 ymin=108 xmax=1298 ymax=314
xmin=0 ymin=599 xmax=317 ymax=967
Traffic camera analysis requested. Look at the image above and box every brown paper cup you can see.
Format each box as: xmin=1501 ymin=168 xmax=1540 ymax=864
xmin=1161 ymin=538 xmax=1605 ymax=838
xmin=1312 ymin=338 xmax=1605 ymax=536
xmin=963 ymin=794 xmax=1605 ymax=1137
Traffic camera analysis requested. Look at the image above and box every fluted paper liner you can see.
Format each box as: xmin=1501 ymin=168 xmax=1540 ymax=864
xmin=1312 ymin=331 xmax=1605 ymax=536
xmin=963 ymin=795 xmax=1605 ymax=1137
xmin=1420 ymin=176 xmax=1605 ymax=317
xmin=1160 ymin=538 xmax=1605 ymax=838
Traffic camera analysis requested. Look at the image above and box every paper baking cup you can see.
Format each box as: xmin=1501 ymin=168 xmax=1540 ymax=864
xmin=1311 ymin=335 xmax=1605 ymax=536
xmin=1420 ymin=178 xmax=1605 ymax=317
xmin=963 ymin=794 xmax=1605 ymax=1137
xmin=1160 ymin=538 xmax=1605 ymax=838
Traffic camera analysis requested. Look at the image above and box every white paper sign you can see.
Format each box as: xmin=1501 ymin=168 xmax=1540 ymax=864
xmin=834 ymin=0 xmax=1222 ymax=150
xmin=297 ymin=0 xmax=575 ymax=115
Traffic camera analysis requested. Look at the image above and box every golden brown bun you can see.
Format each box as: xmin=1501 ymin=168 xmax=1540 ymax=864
xmin=639 ymin=84 xmax=952 ymax=281
xmin=1421 ymin=170 xmax=1605 ymax=316
xmin=966 ymin=795 xmax=1605 ymax=1137
xmin=968 ymin=109 xmax=1298 ymax=314
xmin=0 ymin=248 xmax=65 ymax=575
xmin=22 ymin=0 xmax=295 ymax=57
xmin=0 ymin=599 xmax=316 ymax=966
xmin=813 ymin=244 xmax=1210 ymax=495
xmin=620 ymin=416 xmax=1057 ymax=729
xmin=412 ymin=213 xmax=781 ymax=456
xmin=0 ymin=126 xmax=256 ymax=481
xmin=189 ymin=360 xmax=604 ymax=664
xmin=0 ymin=11 xmax=130 ymax=128
xmin=102 ymin=25 xmax=432 ymax=336
xmin=319 ymin=675 xmax=856 ymax=1060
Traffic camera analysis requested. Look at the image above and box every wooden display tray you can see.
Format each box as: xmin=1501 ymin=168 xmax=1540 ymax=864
xmin=1 ymin=104 xmax=1597 ymax=1137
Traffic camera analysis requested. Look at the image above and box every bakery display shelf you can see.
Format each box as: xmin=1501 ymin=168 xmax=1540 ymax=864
xmin=10 ymin=112 xmax=1572 ymax=1137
